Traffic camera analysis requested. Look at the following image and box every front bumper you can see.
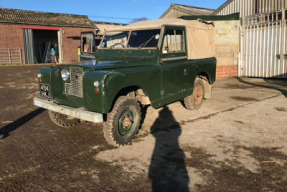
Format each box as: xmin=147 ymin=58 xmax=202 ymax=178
xmin=33 ymin=98 xmax=103 ymax=123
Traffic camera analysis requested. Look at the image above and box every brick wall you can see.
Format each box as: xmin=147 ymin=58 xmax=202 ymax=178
xmin=216 ymin=65 xmax=238 ymax=79
xmin=0 ymin=23 xmax=95 ymax=64
xmin=0 ymin=23 xmax=25 ymax=63
xmin=0 ymin=23 xmax=24 ymax=48
xmin=61 ymin=27 xmax=95 ymax=64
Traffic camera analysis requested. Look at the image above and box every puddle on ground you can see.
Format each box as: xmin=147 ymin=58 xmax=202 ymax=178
xmin=275 ymin=107 xmax=287 ymax=112
xmin=230 ymin=96 xmax=258 ymax=102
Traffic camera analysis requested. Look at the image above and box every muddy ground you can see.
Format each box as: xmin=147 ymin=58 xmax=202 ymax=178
xmin=0 ymin=65 xmax=287 ymax=192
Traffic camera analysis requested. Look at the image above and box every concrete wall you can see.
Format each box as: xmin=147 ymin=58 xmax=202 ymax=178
xmin=214 ymin=20 xmax=240 ymax=79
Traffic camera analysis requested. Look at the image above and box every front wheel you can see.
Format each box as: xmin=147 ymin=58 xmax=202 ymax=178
xmin=184 ymin=79 xmax=205 ymax=110
xmin=103 ymin=96 xmax=141 ymax=147
xmin=48 ymin=110 xmax=80 ymax=127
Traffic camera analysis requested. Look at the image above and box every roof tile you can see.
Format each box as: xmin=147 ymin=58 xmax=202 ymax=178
xmin=0 ymin=8 xmax=95 ymax=28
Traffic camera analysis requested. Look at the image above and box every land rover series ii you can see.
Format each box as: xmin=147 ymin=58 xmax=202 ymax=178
xmin=34 ymin=18 xmax=216 ymax=146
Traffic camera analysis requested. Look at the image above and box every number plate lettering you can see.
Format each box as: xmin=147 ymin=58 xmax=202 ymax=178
xmin=40 ymin=84 xmax=50 ymax=99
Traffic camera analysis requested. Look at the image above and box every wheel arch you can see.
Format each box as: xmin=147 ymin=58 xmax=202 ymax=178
xmin=196 ymin=72 xmax=212 ymax=99
xmin=108 ymin=85 xmax=151 ymax=113
xmin=197 ymin=72 xmax=211 ymax=84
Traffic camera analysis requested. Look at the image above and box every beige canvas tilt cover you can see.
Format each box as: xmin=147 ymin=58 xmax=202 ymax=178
xmin=106 ymin=18 xmax=215 ymax=60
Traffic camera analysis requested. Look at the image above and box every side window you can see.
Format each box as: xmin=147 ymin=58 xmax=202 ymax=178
xmin=162 ymin=28 xmax=185 ymax=54
xmin=81 ymin=33 xmax=95 ymax=53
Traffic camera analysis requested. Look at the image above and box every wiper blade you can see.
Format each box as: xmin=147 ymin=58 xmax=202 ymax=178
xmin=139 ymin=35 xmax=156 ymax=48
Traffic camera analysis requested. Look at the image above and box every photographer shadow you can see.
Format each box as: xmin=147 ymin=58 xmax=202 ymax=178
xmin=148 ymin=106 xmax=190 ymax=192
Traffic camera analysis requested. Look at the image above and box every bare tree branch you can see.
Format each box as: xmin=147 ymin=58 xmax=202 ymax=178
xmin=130 ymin=17 xmax=148 ymax=24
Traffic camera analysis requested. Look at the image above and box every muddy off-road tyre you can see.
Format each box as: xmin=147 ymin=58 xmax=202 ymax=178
xmin=184 ymin=79 xmax=205 ymax=110
xmin=103 ymin=96 xmax=141 ymax=147
xmin=48 ymin=110 xmax=80 ymax=128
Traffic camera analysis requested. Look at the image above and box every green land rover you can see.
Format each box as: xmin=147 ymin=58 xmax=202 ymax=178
xmin=34 ymin=18 xmax=216 ymax=146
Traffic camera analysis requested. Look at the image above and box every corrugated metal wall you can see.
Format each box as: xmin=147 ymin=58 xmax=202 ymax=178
xmin=216 ymin=0 xmax=256 ymax=17
xmin=256 ymin=0 xmax=287 ymax=14
xmin=215 ymin=0 xmax=287 ymax=17
xmin=24 ymin=29 xmax=35 ymax=64
xmin=240 ymin=10 xmax=287 ymax=78
xmin=215 ymin=0 xmax=287 ymax=78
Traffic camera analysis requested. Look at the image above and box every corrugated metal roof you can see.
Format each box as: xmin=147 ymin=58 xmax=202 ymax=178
xmin=160 ymin=3 xmax=215 ymax=18
xmin=212 ymin=0 xmax=233 ymax=15
xmin=0 ymin=8 xmax=95 ymax=28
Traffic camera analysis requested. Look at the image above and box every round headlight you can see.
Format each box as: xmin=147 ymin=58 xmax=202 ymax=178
xmin=61 ymin=68 xmax=70 ymax=81
xmin=94 ymin=81 xmax=100 ymax=87
xmin=37 ymin=73 xmax=42 ymax=79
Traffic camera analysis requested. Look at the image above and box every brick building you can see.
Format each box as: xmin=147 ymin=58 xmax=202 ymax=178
xmin=0 ymin=8 xmax=96 ymax=64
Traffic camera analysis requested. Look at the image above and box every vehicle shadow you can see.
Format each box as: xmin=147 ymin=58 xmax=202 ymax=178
xmin=0 ymin=108 xmax=45 ymax=139
xmin=236 ymin=77 xmax=287 ymax=97
xmin=148 ymin=106 xmax=190 ymax=192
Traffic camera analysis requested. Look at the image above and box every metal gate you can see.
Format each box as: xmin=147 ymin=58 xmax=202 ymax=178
xmin=0 ymin=48 xmax=22 ymax=64
xmin=240 ymin=10 xmax=287 ymax=78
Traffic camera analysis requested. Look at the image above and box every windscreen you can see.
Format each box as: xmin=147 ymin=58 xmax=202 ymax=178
xmin=101 ymin=31 xmax=129 ymax=49
xmin=100 ymin=29 xmax=161 ymax=49
xmin=128 ymin=29 xmax=160 ymax=48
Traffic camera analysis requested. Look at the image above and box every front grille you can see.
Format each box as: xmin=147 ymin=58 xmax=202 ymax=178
xmin=65 ymin=67 xmax=84 ymax=98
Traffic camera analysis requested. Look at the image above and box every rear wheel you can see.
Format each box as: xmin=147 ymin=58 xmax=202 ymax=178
xmin=184 ymin=79 xmax=205 ymax=110
xmin=48 ymin=110 xmax=80 ymax=128
xmin=103 ymin=96 xmax=141 ymax=147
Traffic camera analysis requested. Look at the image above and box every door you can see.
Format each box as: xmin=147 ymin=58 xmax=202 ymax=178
xmin=24 ymin=29 xmax=35 ymax=64
xmin=160 ymin=27 xmax=189 ymax=100
xmin=57 ymin=30 xmax=62 ymax=63
xmin=240 ymin=11 xmax=287 ymax=78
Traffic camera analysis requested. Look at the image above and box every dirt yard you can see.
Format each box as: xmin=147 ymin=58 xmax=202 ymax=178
xmin=0 ymin=65 xmax=287 ymax=192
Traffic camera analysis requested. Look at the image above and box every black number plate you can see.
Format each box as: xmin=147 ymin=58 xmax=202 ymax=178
xmin=40 ymin=84 xmax=50 ymax=99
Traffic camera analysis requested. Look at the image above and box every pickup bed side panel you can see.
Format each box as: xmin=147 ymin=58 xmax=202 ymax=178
xmin=102 ymin=57 xmax=216 ymax=112
xmin=189 ymin=57 xmax=217 ymax=84
xmin=152 ymin=57 xmax=216 ymax=108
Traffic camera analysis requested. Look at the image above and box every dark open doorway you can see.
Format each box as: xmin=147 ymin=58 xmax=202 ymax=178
xmin=33 ymin=30 xmax=59 ymax=64
xmin=23 ymin=27 xmax=60 ymax=64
